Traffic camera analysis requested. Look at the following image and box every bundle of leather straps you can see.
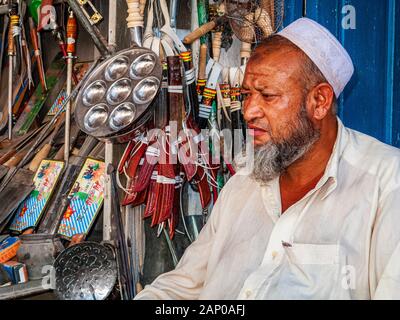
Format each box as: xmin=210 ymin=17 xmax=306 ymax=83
xmin=116 ymin=0 xmax=240 ymax=240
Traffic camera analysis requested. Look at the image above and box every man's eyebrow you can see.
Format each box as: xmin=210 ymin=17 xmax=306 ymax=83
xmin=254 ymin=85 xmax=267 ymax=91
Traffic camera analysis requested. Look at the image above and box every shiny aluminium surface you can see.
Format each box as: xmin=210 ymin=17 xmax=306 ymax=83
xmin=74 ymin=47 xmax=162 ymax=141
xmin=54 ymin=242 xmax=117 ymax=300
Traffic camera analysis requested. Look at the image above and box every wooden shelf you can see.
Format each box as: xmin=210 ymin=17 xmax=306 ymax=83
xmin=0 ymin=279 xmax=51 ymax=300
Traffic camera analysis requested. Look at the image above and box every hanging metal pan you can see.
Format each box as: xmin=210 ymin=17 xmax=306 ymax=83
xmin=74 ymin=47 xmax=162 ymax=143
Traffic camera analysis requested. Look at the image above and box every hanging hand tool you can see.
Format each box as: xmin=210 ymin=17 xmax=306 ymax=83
xmin=196 ymin=43 xmax=207 ymax=106
xmin=40 ymin=0 xmax=79 ymax=84
xmin=29 ymin=17 xmax=47 ymax=92
xmin=109 ymin=164 xmax=135 ymax=300
xmin=7 ymin=1 xmax=19 ymax=141
xmin=209 ymin=2 xmax=225 ymax=62
xmin=64 ymin=9 xmax=77 ymax=163
xmin=183 ymin=14 xmax=224 ymax=44
xmin=181 ymin=50 xmax=200 ymax=124
xmin=66 ymin=0 xmax=111 ymax=57
xmin=0 ymin=16 xmax=9 ymax=84
xmin=20 ymin=20 xmax=34 ymax=90
xmin=198 ymin=60 xmax=223 ymax=129
xmin=76 ymin=0 xmax=103 ymax=25
xmin=184 ymin=0 xmax=211 ymax=45
xmin=126 ymin=0 xmax=145 ymax=46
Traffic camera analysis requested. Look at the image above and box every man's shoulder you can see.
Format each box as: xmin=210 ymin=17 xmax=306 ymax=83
xmin=219 ymin=169 xmax=258 ymax=198
xmin=343 ymin=127 xmax=400 ymax=190
xmin=344 ymin=127 xmax=400 ymax=164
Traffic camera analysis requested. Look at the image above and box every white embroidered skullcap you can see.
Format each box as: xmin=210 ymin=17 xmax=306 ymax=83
xmin=278 ymin=17 xmax=354 ymax=97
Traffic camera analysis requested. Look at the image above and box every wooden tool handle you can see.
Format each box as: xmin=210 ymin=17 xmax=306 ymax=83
xmin=66 ymin=10 xmax=78 ymax=55
xmin=126 ymin=0 xmax=144 ymax=28
xmin=184 ymin=20 xmax=217 ymax=44
xmin=8 ymin=5 xmax=18 ymax=56
xmin=29 ymin=18 xmax=39 ymax=52
xmin=4 ymin=150 xmax=26 ymax=168
xmin=7 ymin=23 xmax=15 ymax=55
xmin=0 ymin=149 xmax=17 ymax=165
xmin=240 ymin=42 xmax=252 ymax=60
xmin=198 ymin=43 xmax=207 ymax=79
xmin=28 ymin=143 xmax=51 ymax=172
xmin=53 ymin=145 xmax=65 ymax=160
xmin=139 ymin=0 xmax=146 ymax=16
xmin=167 ymin=56 xmax=185 ymax=130
xmin=68 ymin=233 xmax=86 ymax=247
xmin=212 ymin=31 xmax=222 ymax=62
xmin=29 ymin=17 xmax=47 ymax=91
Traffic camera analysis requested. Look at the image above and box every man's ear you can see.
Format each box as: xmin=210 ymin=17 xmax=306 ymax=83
xmin=308 ymin=83 xmax=335 ymax=120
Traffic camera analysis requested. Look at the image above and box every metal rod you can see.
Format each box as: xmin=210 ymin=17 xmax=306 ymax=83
xmin=102 ymin=0 xmax=117 ymax=243
xmin=64 ymin=56 xmax=73 ymax=162
xmin=7 ymin=2 xmax=18 ymax=141
xmin=169 ymin=0 xmax=178 ymax=30
xmin=8 ymin=57 xmax=13 ymax=140
xmin=103 ymin=141 xmax=113 ymax=241
xmin=163 ymin=228 xmax=178 ymax=267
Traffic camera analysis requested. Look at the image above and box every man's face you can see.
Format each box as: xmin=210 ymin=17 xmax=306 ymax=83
xmin=240 ymin=46 xmax=321 ymax=182
xmin=242 ymin=47 xmax=308 ymax=147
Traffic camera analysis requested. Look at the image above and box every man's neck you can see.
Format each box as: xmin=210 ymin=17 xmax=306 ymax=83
xmin=281 ymin=117 xmax=338 ymax=187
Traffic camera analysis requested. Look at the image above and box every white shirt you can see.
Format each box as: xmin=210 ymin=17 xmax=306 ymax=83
xmin=135 ymin=117 xmax=400 ymax=300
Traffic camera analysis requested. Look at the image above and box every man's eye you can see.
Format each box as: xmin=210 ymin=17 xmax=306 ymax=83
xmin=262 ymin=94 xmax=276 ymax=100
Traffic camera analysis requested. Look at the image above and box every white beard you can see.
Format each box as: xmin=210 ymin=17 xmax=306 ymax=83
xmin=235 ymin=106 xmax=320 ymax=184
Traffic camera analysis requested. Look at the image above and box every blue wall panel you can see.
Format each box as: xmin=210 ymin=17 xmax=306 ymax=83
xmin=284 ymin=0 xmax=399 ymax=147
xmin=283 ymin=0 xmax=304 ymax=28
xmin=392 ymin=0 xmax=400 ymax=148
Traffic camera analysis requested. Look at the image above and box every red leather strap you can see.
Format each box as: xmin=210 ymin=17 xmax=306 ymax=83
xmin=155 ymin=162 xmax=176 ymax=225
xmin=169 ymin=172 xmax=183 ymax=239
xmin=122 ymin=177 xmax=148 ymax=206
xmin=118 ymin=140 xmax=136 ymax=174
xmin=178 ymin=136 xmax=197 ymax=181
xmin=144 ymin=168 xmax=159 ymax=219
xmin=132 ymin=143 xmax=159 ymax=192
xmin=126 ymin=138 xmax=148 ymax=178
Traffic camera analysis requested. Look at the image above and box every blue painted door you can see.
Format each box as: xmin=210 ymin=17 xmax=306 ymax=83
xmin=283 ymin=0 xmax=400 ymax=147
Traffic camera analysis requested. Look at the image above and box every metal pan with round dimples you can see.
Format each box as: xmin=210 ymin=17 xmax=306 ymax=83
xmin=74 ymin=47 xmax=162 ymax=142
xmin=53 ymin=242 xmax=117 ymax=300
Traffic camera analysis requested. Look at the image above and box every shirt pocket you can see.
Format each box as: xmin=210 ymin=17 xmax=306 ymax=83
xmin=283 ymin=243 xmax=340 ymax=265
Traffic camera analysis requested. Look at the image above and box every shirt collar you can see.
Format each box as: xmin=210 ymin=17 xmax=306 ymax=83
xmin=314 ymin=117 xmax=349 ymax=200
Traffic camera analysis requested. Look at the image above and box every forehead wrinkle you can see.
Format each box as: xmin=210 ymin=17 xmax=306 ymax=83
xmin=245 ymin=52 xmax=305 ymax=91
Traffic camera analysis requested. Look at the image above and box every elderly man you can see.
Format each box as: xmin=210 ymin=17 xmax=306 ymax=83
xmin=135 ymin=18 xmax=400 ymax=299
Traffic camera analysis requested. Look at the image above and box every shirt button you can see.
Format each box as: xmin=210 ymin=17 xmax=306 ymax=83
xmin=244 ymin=289 xmax=252 ymax=298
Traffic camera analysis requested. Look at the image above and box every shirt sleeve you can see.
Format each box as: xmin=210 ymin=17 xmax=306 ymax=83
xmin=134 ymin=187 xmax=226 ymax=300
xmin=370 ymin=186 xmax=400 ymax=299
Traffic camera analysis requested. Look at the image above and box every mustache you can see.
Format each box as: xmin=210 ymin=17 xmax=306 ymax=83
xmin=247 ymin=122 xmax=272 ymax=134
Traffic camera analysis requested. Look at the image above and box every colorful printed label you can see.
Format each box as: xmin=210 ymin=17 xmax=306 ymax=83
xmin=9 ymin=160 xmax=64 ymax=233
xmin=57 ymin=158 xmax=105 ymax=240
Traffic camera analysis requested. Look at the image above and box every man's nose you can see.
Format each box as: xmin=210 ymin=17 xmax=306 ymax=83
xmin=243 ymin=96 xmax=264 ymax=123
